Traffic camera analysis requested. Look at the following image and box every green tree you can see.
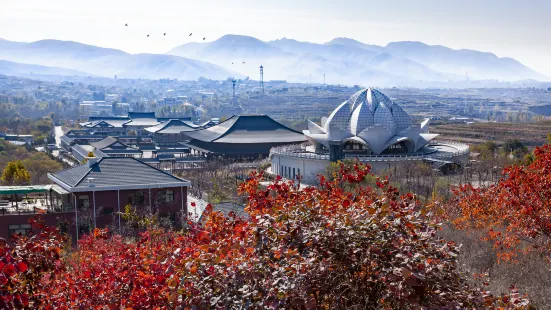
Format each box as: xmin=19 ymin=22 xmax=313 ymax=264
xmin=1 ymin=160 xmax=31 ymax=185
xmin=22 ymin=153 xmax=62 ymax=184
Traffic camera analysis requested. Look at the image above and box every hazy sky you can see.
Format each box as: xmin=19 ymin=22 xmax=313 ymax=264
xmin=1 ymin=0 xmax=551 ymax=76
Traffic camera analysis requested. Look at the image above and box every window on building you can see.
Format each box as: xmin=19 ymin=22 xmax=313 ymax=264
xmin=165 ymin=190 xmax=174 ymax=203
xmin=8 ymin=224 xmax=32 ymax=237
xmin=128 ymin=192 xmax=145 ymax=205
xmin=78 ymin=195 xmax=89 ymax=208
xmin=293 ymin=168 xmax=296 ymax=179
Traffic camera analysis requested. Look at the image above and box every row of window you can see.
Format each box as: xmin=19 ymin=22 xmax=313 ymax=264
xmin=278 ymin=165 xmax=300 ymax=180
xmin=8 ymin=224 xmax=32 ymax=237
xmin=76 ymin=190 xmax=175 ymax=209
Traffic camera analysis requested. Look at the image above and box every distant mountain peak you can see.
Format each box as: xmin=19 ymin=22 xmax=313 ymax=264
xmin=215 ymin=34 xmax=267 ymax=44
xmin=325 ymin=37 xmax=384 ymax=53
xmin=326 ymin=37 xmax=361 ymax=44
xmin=0 ymin=37 xmax=236 ymax=80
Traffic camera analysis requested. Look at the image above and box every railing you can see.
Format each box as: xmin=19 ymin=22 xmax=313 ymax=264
xmin=272 ymin=150 xmax=330 ymax=160
xmin=0 ymin=205 xmax=74 ymax=216
xmin=271 ymin=141 xmax=471 ymax=164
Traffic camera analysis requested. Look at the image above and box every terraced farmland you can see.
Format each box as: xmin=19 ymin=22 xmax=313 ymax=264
xmin=433 ymin=121 xmax=551 ymax=147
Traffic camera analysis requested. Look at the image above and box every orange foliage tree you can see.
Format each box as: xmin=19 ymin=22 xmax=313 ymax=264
xmin=449 ymin=144 xmax=551 ymax=262
xmin=1 ymin=163 xmax=530 ymax=308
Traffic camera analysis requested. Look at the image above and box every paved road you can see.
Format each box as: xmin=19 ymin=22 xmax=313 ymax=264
xmin=54 ymin=126 xmax=63 ymax=147
xmin=52 ymin=126 xmax=75 ymax=167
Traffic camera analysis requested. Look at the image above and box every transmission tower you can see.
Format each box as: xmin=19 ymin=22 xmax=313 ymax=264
xmin=231 ymin=78 xmax=237 ymax=105
xmin=260 ymin=65 xmax=264 ymax=95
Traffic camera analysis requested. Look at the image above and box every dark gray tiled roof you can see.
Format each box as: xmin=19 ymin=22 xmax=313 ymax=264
xmin=60 ymin=135 xmax=74 ymax=145
xmin=124 ymin=112 xmax=159 ymax=127
xmin=102 ymin=119 xmax=131 ymax=128
xmin=89 ymin=116 xmax=130 ymax=121
xmin=183 ymin=115 xmax=306 ymax=144
xmin=183 ymin=117 xmax=238 ymax=142
xmin=84 ymin=120 xmax=114 ymax=128
xmin=128 ymin=112 xmax=156 ymax=119
xmin=51 ymin=164 xmax=93 ymax=187
xmin=124 ymin=119 xmax=160 ymax=127
xmin=90 ymin=136 xmax=118 ymax=150
xmin=50 ymin=157 xmax=188 ymax=189
xmin=145 ymin=119 xmax=198 ymax=134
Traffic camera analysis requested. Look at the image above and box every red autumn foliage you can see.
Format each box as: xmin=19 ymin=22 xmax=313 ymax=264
xmin=0 ymin=220 xmax=67 ymax=308
xmin=1 ymin=163 xmax=531 ymax=308
xmin=449 ymin=144 xmax=551 ymax=262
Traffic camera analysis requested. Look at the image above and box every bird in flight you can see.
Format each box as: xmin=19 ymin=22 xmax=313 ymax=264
xmin=147 ymin=34 xmax=150 ymax=37
xmin=232 ymin=62 xmax=234 ymax=65
xmin=242 ymin=61 xmax=245 ymax=64
xmin=203 ymin=37 xmax=206 ymax=41
xmin=125 ymin=23 xmax=128 ymax=26
xmin=189 ymin=33 xmax=192 ymax=36
xmin=164 ymin=33 xmax=166 ymax=36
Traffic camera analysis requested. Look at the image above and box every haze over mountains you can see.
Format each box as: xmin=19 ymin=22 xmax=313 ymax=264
xmin=0 ymin=34 xmax=546 ymax=86
xmin=0 ymin=39 xmax=236 ymax=81
xmin=168 ymin=35 xmax=545 ymax=86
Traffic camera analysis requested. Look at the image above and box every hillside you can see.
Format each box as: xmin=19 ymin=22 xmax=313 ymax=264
xmin=167 ymin=34 xmax=546 ymax=86
xmin=0 ymin=59 xmax=94 ymax=78
xmin=384 ymin=41 xmax=544 ymax=81
xmin=0 ymin=39 xmax=236 ymax=80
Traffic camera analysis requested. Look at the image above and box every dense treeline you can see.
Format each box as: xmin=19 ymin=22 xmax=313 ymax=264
xmin=0 ymin=116 xmax=55 ymax=145
xmin=0 ymin=141 xmax=62 ymax=185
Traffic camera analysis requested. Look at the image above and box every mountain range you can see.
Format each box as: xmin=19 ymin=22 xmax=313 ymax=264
xmin=0 ymin=39 xmax=236 ymax=81
xmin=0 ymin=35 xmax=546 ymax=86
xmin=168 ymin=35 xmax=546 ymax=86
xmin=0 ymin=59 xmax=92 ymax=78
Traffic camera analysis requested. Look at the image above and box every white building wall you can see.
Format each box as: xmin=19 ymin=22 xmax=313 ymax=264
xmin=272 ymin=154 xmax=425 ymax=184
xmin=272 ymin=154 xmax=330 ymax=184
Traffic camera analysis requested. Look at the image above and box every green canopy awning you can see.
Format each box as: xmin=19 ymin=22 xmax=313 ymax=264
xmin=0 ymin=185 xmax=51 ymax=195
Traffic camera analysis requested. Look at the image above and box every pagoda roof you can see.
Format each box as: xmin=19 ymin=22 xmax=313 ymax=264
xmin=183 ymin=115 xmax=306 ymax=144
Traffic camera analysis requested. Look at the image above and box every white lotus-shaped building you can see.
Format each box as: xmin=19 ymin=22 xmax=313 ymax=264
xmin=304 ymin=88 xmax=438 ymax=155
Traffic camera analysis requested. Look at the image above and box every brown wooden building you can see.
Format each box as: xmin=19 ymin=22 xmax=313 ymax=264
xmin=0 ymin=157 xmax=190 ymax=243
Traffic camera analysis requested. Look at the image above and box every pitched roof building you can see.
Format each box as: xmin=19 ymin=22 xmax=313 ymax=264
xmin=90 ymin=136 xmax=143 ymax=157
xmin=0 ymin=157 xmax=191 ymax=244
xmin=145 ymin=119 xmax=200 ymax=146
xmin=49 ymin=157 xmax=189 ymax=192
xmin=182 ymin=115 xmax=307 ymax=158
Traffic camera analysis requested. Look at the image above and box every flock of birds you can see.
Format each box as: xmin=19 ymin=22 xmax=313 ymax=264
xmin=125 ymin=23 xmax=247 ymax=66
xmin=125 ymin=23 xmax=205 ymax=41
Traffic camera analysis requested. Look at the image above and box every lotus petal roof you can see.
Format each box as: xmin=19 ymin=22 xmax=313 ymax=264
xmin=304 ymin=88 xmax=437 ymax=154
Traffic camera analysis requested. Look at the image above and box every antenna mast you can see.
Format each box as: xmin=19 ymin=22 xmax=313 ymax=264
xmin=260 ymin=65 xmax=264 ymax=95
xmin=232 ymin=78 xmax=237 ymax=105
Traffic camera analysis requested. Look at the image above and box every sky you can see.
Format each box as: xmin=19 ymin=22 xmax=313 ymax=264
xmin=1 ymin=0 xmax=551 ymax=77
